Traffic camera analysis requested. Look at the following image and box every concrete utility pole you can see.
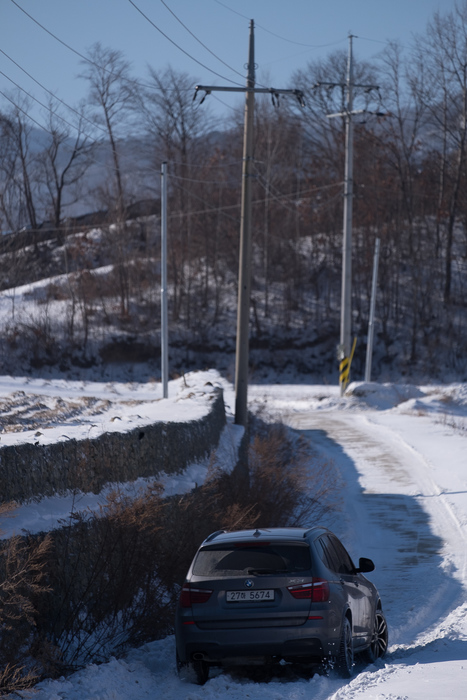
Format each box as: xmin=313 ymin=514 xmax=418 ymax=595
xmin=194 ymin=21 xmax=304 ymax=426
xmin=365 ymin=237 xmax=380 ymax=382
xmin=341 ymin=35 xmax=355 ymax=393
xmin=160 ymin=161 xmax=169 ymax=399
xmin=317 ymin=35 xmax=379 ymax=395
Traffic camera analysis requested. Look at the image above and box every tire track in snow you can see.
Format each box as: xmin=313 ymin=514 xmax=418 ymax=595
xmin=284 ymin=411 xmax=466 ymax=648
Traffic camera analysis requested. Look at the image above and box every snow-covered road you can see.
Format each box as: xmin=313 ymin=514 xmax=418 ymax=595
xmin=15 ymin=379 xmax=467 ymax=699
xmin=284 ymin=408 xmax=467 ymax=699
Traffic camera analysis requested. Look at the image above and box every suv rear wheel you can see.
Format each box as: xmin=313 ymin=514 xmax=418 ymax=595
xmin=176 ymin=652 xmax=209 ymax=685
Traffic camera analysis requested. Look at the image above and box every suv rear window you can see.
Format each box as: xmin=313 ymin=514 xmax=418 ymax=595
xmin=193 ymin=542 xmax=312 ymax=576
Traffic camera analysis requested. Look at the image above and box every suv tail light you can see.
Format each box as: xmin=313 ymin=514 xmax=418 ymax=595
xmin=179 ymin=583 xmax=213 ymax=608
xmin=288 ymin=582 xmax=313 ymax=599
xmin=311 ymin=577 xmax=330 ymax=602
xmin=288 ymin=578 xmax=330 ymax=602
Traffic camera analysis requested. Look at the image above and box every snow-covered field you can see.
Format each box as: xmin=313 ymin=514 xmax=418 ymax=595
xmin=2 ymin=373 xmax=467 ymax=699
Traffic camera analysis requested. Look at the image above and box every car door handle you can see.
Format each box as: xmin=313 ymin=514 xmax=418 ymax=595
xmin=340 ymin=577 xmax=359 ymax=587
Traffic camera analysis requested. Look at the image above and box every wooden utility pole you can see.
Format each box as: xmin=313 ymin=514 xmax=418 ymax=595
xmin=235 ymin=20 xmax=255 ymax=427
xmin=195 ymin=22 xmax=304 ymax=426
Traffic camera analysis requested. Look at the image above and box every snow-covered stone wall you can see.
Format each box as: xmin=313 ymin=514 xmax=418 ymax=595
xmin=0 ymin=388 xmax=226 ymax=503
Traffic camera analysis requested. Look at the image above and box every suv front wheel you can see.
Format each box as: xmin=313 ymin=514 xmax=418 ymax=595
xmin=363 ymin=609 xmax=388 ymax=662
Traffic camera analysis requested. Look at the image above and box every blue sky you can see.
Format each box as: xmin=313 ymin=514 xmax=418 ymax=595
xmin=0 ymin=0 xmax=459 ymax=124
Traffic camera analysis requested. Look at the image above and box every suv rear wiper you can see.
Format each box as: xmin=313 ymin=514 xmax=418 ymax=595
xmin=247 ymin=568 xmax=286 ymax=575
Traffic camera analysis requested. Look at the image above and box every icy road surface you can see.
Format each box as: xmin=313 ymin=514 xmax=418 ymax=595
xmin=13 ymin=379 xmax=467 ymax=699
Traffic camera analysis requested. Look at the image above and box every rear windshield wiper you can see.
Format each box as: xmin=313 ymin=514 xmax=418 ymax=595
xmin=247 ymin=568 xmax=286 ymax=575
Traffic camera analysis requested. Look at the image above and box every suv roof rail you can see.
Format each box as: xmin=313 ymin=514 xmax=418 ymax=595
xmin=303 ymin=526 xmax=325 ymax=537
xmin=204 ymin=529 xmax=227 ymax=543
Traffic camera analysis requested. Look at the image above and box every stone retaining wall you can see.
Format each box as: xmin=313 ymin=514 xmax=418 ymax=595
xmin=0 ymin=388 xmax=226 ymax=504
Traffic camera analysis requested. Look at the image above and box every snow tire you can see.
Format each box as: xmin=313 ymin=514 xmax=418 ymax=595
xmin=363 ymin=609 xmax=388 ymax=663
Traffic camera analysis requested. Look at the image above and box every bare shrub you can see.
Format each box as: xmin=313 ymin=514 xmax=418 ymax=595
xmin=36 ymin=485 xmax=170 ymax=671
xmin=246 ymin=420 xmax=340 ymax=528
xmin=155 ymin=418 xmax=341 ymax=589
xmin=153 ymin=472 xmax=258 ymax=591
xmin=0 ymin=503 xmax=52 ymax=695
xmin=31 ymin=477 xmax=256 ymax=674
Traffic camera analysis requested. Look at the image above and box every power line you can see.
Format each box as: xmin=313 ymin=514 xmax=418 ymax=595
xmin=8 ymin=0 xmax=185 ymax=93
xmin=213 ymin=0 xmax=346 ymax=49
xmin=0 ymin=68 xmax=108 ymax=147
xmin=212 ymin=93 xmax=241 ymax=114
xmin=10 ymin=0 xmax=90 ymax=65
xmin=0 ymin=79 xmax=161 ymax=205
xmin=0 ymin=80 xmax=239 ymax=220
xmin=356 ymin=35 xmax=398 ymax=47
xmin=159 ymin=0 xmax=245 ymax=80
xmin=0 ymin=87 xmax=50 ymax=133
xmin=127 ymin=0 xmax=244 ymax=86
xmin=212 ymin=0 xmax=249 ymax=22
xmin=252 ymin=171 xmax=345 ymax=208
xmin=0 ymin=49 xmax=107 ymax=135
xmin=168 ymin=173 xmax=238 ymax=185
xmin=0 ymin=69 xmax=240 ymax=190
xmin=169 ymin=153 xmax=242 ymax=168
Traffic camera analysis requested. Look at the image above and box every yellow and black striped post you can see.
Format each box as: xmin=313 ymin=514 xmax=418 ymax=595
xmin=339 ymin=356 xmax=350 ymax=392
xmin=339 ymin=337 xmax=357 ymax=395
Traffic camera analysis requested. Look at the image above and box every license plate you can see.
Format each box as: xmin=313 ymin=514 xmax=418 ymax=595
xmin=226 ymin=589 xmax=275 ymax=602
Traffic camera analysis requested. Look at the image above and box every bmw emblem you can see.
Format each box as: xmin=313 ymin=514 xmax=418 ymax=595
xmin=244 ymin=579 xmax=254 ymax=589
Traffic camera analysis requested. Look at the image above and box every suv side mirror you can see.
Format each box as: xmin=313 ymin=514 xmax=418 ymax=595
xmin=357 ymin=557 xmax=375 ymax=573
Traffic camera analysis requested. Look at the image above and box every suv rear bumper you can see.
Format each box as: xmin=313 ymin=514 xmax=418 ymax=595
xmin=176 ymin=620 xmax=339 ymax=665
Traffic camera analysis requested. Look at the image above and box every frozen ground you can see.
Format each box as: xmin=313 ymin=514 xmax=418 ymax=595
xmin=1 ymin=373 xmax=466 ymax=699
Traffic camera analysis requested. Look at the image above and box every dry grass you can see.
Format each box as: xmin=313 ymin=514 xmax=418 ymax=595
xmin=245 ymin=420 xmax=340 ymax=527
xmin=0 ymin=417 xmax=341 ymax=686
xmin=0 ymin=503 xmax=52 ymax=695
xmin=436 ymin=412 xmax=467 ymax=435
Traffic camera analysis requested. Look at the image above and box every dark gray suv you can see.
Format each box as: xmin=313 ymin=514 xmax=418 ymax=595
xmin=175 ymin=527 xmax=387 ymax=684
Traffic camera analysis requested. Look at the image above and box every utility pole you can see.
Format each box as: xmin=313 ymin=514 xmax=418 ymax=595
xmin=317 ymin=35 xmax=379 ymax=395
xmin=341 ymin=35 xmax=355 ymax=394
xmin=365 ymin=237 xmax=380 ymax=382
xmin=160 ymin=161 xmax=169 ymax=399
xmin=235 ymin=20 xmax=255 ymax=427
xmin=194 ymin=21 xmax=304 ymax=426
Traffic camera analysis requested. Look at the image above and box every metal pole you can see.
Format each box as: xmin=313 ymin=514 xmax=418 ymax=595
xmin=340 ymin=35 xmax=354 ymax=396
xmin=365 ymin=237 xmax=380 ymax=382
xmin=161 ymin=161 xmax=169 ymax=399
xmin=234 ymin=19 xmax=255 ymax=427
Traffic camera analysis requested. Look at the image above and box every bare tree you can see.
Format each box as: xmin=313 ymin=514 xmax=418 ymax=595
xmin=140 ymin=67 xmax=217 ymax=322
xmin=413 ymin=3 xmax=467 ymax=303
xmin=79 ymin=44 xmax=138 ymax=316
xmin=79 ymin=43 xmax=136 ymax=216
xmin=37 ymin=99 xmax=92 ymax=230
xmin=0 ymin=97 xmax=39 ymax=232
